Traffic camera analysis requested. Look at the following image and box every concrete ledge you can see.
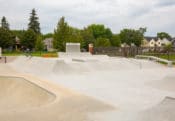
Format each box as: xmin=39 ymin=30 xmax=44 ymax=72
xmin=58 ymin=52 xmax=92 ymax=58
xmin=72 ymin=58 xmax=85 ymax=62
xmin=135 ymin=55 xmax=172 ymax=67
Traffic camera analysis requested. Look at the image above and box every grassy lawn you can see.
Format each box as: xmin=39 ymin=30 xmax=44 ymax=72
xmin=143 ymin=53 xmax=175 ymax=65
xmin=2 ymin=51 xmax=58 ymax=58
xmin=158 ymin=55 xmax=175 ymax=61
xmin=143 ymin=53 xmax=175 ymax=61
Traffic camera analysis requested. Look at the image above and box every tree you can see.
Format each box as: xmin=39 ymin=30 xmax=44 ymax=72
xmin=53 ymin=16 xmax=69 ymax=51
xmin=21 ymin=29 xmax=37 ymax=50
xmin=0 ymin=28 xmax=14 ymax=48
xmin=87 ymin=24 xmax=112 ymax=39
xmin=94 ymin=37 xmax=111 ymax=47
xmin=120 ymin=29 xmax=143 ymax=47
xmin=35 ymin=35 xmax=44 ymax=51
xmin=28 ymin=9 xmax=40 ymax=34
xmin=12 ymin=30 xmax=25 ymax=40
xmin=43 ymin=33 xmax=53 ymax=39
xmin=81 ymin=28 xmax=95 ymax=50
xmin=67 ymin=27 xmax=83 ymax=43
xmin=139 ymin=27 xmax=147 ymax=35
xmin=164 ymin=43 xmax=173 ymax=60
xmin=1 ymin=16 xmax=9 ymax=30
xmin=157 ymin=32 xmax=171 ymax=40
xmin=105 ymin=28 xmax=113 ymax=39
xmin=110 ymin=34 xmax=121 ymax=47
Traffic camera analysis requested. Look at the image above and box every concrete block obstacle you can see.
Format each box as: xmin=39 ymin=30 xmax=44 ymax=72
xmin=66 ymin=43 xmax=80 ymax=53
xmin=59 ymin=43 xmax=94 ymax=61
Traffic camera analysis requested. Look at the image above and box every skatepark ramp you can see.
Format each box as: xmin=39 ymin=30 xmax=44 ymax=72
xmin=52 ymin=60 xmax=91 ymax=74
xmin=0 ymin=76 xmax=55 ymax=110
xmin=137 ymin=97 xmax=175 ymax=121
xmin=9 ymin=56 xmax=166 ymax=75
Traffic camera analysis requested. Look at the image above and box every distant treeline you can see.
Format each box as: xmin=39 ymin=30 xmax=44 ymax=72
xmin=0 ymin=8 xmax=172 ymax=52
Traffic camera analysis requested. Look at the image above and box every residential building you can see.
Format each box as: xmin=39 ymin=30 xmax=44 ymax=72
xmin=43 ymin=38 xmax=54 ymax=51
xmin=142 ymin=37 xmax=157 ymax=47
xmin=172 ymin=38 xmax=175 ymax=47
xmin=142 ymin=37 xmax=172 ymax=47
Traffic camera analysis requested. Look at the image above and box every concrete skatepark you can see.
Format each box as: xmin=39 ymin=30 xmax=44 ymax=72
xmin=1 ymin=45 xmax=175 ymax=121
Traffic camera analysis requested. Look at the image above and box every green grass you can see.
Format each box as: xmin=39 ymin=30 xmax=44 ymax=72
xmin=158 ymin=55 xmax=175 ymax=61
xmin=143 ymin=53 xmax=175 ymax=65
xmin=143 ymin=53 xmax=175 ymax=61
xmin=2 ymin=51 xmax=58 ymax=57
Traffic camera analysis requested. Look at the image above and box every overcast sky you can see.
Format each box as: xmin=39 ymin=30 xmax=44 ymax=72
xmin=0 ymin=0 xmax=175 ymax=36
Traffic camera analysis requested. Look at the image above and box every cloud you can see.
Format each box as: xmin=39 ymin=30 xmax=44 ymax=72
xmin=0 ymin=0 xmax=174 ymax=37
xmin=156 ymin=0 xmax=175 ymax=7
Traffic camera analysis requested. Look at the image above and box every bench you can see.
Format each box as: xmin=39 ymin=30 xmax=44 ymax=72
xmin=135 ymin=55 xmax=172 ymax=67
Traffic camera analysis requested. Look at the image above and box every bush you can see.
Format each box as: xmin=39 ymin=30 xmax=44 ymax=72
xmin=94 ymin=37 xmax=111 ymax=47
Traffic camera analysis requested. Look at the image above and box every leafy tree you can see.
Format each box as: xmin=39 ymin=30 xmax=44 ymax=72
xmin=0 ymin=28 xmax=14 ymax=48
xmin=28 ymin=9 xmax=40 ymax=34
xmin=21 ymin=29 xmax=37 ymax=50
xmin=165 ymin=43 xmax=173 ymax=51
xmin=139 ymin=27 xmax=147 ymax=35
xmin=81 ymin=28 xmax=95 ymax=50
xmin=43 ymin=33 xmax=53 ymax=39
xmin=120 ymin=29 xmax=143 ymax=47
xmin=94 ymin=37 xmax=111 ymax=47
xmin=53 ymin=16 xmax=69 ymax=51
xmin=67 ymin=27 xmax=83 ymax=47
xmin=110 ymin=34 xmax=121 ymax=47
xmin=35 ymin=35 xmax=44 ymax=51
xmin=1 ymin=16 xmax=9 ymax=30
xmin=157 ymin=32 xmax=171 ymax=40
xmin=11 ymin=30 xmax=25 ymax=40
xmin=164 ymin=43 xmax=173 ymax=60
xmin=87 ymin=24 xmax=112 ymax=39
xmin=105 ymin=28 xmax=113 ymax=39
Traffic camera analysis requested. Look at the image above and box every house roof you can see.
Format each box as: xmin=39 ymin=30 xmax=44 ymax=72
xmin=43 ymin=38 xmax=53 ymax=43
xmin=144 ymin=36 xmax=173 ymax=41
xmin=144 ymin=36 xmax=158 ymax=41
xmin=172 ymin=38 xmax=175 ymax=43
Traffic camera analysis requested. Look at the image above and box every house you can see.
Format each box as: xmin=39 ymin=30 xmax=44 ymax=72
xmin=142 ymin=37 xmax=172 ymax=47
xmin=15 ymin=36 xmax=20 ymax=51
xmin=161 ymin=38 xmax=172 ymax=46
xmin=121 ymin=43 xmax=130 ymax=47
xmin=142 ymin=37 xmax=157 ymax=47
xmin=172 ymin=38 xmax=175 ymax=47
xmin=43 ymin=38 xmax=54 ymax=51
xmin=156 ymin=38 xmax=162 ymax=47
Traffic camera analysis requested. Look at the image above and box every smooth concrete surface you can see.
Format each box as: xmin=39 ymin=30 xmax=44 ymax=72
xmin=2 ymin=55 xmax=175 ymax=121
xmin=0 ymin=76 xmax=55 ymax=110
xmin=0 ymin=61 xmax=114 ymax=121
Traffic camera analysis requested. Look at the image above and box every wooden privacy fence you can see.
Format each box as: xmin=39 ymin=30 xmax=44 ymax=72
xmin=94 ymin=47 xmax=175 ymax=57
